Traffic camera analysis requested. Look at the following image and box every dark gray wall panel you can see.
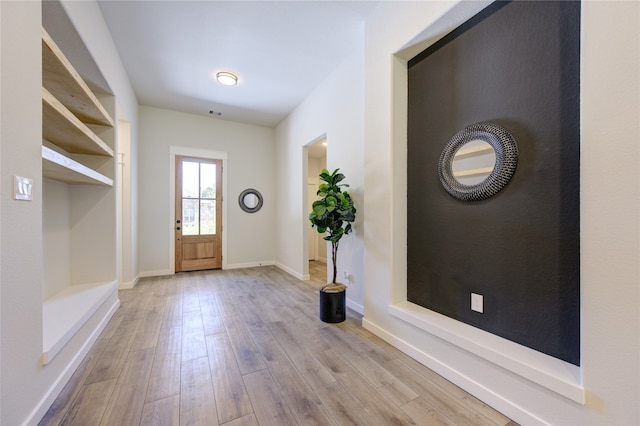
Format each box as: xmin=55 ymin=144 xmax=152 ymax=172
xmin=407 ymin=1 xmax=580 ymax=365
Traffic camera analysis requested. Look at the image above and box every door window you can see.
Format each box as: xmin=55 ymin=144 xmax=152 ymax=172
xmin=181 ymin=160 xmax=217 ymax=236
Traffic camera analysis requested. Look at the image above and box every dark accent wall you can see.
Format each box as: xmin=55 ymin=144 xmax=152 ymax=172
xmin=407 ymin=1 xmax=580 ymax=365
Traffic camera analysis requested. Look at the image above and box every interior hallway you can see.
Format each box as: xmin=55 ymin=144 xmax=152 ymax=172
xmin=39 ymin=264 xmax=516 ymax=425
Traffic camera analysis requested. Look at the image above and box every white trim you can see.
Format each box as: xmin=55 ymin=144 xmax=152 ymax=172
xmin=139 ymin=269 xmax=172 ymax=278
xmin=27 ymin=298 xmax=119 ymax=426
xmin=118 ymin=273 xmax=140 ymax=290
xmin=346 ymin=298 xmax=364 ymax=315
xmin=276 ymin=261 xmax=310 ymax=281
xmin=169 ymin=146 xmax=228 ymax=273
xmin=303 ymin=133 xmax=327 ymax=282
xmin=387 ymin=301 xmax=585 ymax=404
xmin=42 ymin=281 xmax=118 ymax=365
xmin=225 ymin=261 xmax=275 ymax=270
xmin=362 ymin=316 xmax=549 ymax=426
xmin=169 ymin=146 xmax=228 ymax=160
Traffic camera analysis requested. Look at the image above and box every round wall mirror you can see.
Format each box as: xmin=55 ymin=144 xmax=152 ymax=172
xmin=451 ymin=139 xmax=497 ymax=186
xmin=238 ymin=189 xmax=263 ymax=213
xmin=438 ymin=122 xmax=518 ymax=202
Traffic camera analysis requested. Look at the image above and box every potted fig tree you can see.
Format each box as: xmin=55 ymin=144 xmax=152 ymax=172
xmin=308 ymin=168 xmax=357 ymax=323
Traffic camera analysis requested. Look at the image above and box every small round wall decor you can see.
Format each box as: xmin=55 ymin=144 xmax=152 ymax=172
xmin=438 ymin=122 xmax=518 ymax=201
xmin=238 ymin=188 xmax=263 ymax=213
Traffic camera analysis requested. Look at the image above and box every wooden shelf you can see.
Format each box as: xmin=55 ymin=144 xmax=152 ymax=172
xmin=42 ymin=146 xmax=113 ymax=186
xmin=42 ymin=27 xmax=114 ymax=127
xmin=42 ymin=87 xmax=114 ymax=157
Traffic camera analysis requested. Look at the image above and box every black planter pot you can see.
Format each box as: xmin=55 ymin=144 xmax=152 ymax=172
xmin=319 ymin=289 xmax=346 ymax=323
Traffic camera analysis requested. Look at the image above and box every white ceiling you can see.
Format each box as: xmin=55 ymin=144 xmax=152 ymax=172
xmin=97 ymin=0 xmax=379 ymax=127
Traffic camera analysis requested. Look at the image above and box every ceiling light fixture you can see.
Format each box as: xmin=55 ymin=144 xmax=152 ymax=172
xmin=216 ymin=71 xmax=238 ymax=86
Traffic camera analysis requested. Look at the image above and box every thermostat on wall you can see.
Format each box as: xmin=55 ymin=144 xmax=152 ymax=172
xmin=14 ymin=176 xmax=33 ymax=201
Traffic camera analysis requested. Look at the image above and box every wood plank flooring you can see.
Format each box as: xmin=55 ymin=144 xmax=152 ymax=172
xmin=40 ymin=262 xmax=517 ymax=426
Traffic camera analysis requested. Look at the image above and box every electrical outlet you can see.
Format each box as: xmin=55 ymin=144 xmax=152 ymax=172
xmin=471 ymin=293 xmax=483 ymax=313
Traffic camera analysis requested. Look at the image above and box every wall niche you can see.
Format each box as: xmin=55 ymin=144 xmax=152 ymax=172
xmin=406 ymin=1 xmax=581 ymax=365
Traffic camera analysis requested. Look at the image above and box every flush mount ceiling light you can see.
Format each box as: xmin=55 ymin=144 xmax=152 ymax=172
xmin=216 ymin=71 xmax=238 ymax=86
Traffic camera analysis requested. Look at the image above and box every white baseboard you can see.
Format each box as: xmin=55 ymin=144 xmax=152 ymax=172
xmin=139 ymin=269 xmax=172 ymax=278
xmin=362 ymin=317 xmax=547 ymax=426
xmin=118 ymin=274 xmax=140 ymax=290
xmin=225 ymin=260 xmax=275 ymax=270
xmin=275 ymin=262 xmax=309 ymax=280
xmin=28 ymin=298 xmax=120 ymax=425
xmin=346 ymin=298 xmax=364 ymax=315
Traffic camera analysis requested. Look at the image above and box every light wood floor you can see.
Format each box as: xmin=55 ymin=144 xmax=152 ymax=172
xmin=40 ymin=262 xmax=517 ymax=426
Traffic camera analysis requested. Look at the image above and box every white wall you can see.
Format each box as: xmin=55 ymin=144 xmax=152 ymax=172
xmin=275 ymin=34 xmax=365 ymax=312
xmin=0 ymin=1 xmax=139 ymax=423
xmin=138 ymin=106 xmax=276 ymax=274
xmin=0 ymin=2 xmax=44 ymax=424
xmin=363 ymin=1 xmax=639 ymax=425
xmin=117 ymin=118 xmax=136 ymax=288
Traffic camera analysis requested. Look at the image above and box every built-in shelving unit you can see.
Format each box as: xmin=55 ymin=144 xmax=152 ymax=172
xmin=41 ymin=28 xmax=114 ymax=127
xmin=41 ymin=26 xmax=118 ymax=365
xmin=42 ymin=87 xmax=113 ymax=157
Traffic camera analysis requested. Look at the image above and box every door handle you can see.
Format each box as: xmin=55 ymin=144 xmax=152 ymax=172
xmin=176 ymin=219 xmax=181 ymax=224
xmin=176 ymin=226 xmax=181 ymax=231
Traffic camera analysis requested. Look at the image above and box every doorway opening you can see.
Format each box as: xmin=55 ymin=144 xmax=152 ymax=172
xmin=307 ymin=137 xmax=327 ymax=283
xmin=175 ymin=155 xmax=223 ymax=272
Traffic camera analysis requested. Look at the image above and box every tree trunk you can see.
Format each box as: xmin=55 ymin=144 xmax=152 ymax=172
xmin=331 ymin=240 xmax=339 ymax=283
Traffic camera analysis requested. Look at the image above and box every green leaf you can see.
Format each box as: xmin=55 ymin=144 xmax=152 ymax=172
xmin=325 ymin=196 xmax=337 ymax=212
xmin=340 ymin=196 xmax=349 ymax=210
xmin=332 ymin=173 xmax=345 ymax=185
xmin=312 ymin=203 xmax=326 ymax=216
xmin=319 ymin=169 xmax=332 ymax=183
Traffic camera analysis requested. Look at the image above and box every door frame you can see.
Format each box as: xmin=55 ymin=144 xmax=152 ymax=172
xmin=169 ymin=146 xmax=228 ymax=273
xmin=303 ymin=134 xmax=327 ymax=279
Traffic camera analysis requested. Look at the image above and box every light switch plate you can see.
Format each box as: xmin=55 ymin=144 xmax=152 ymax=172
xmin=471 ymin=293 xmax=484 ymax=313
xmin=14 ymin=176 xmax=33 ymax=201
